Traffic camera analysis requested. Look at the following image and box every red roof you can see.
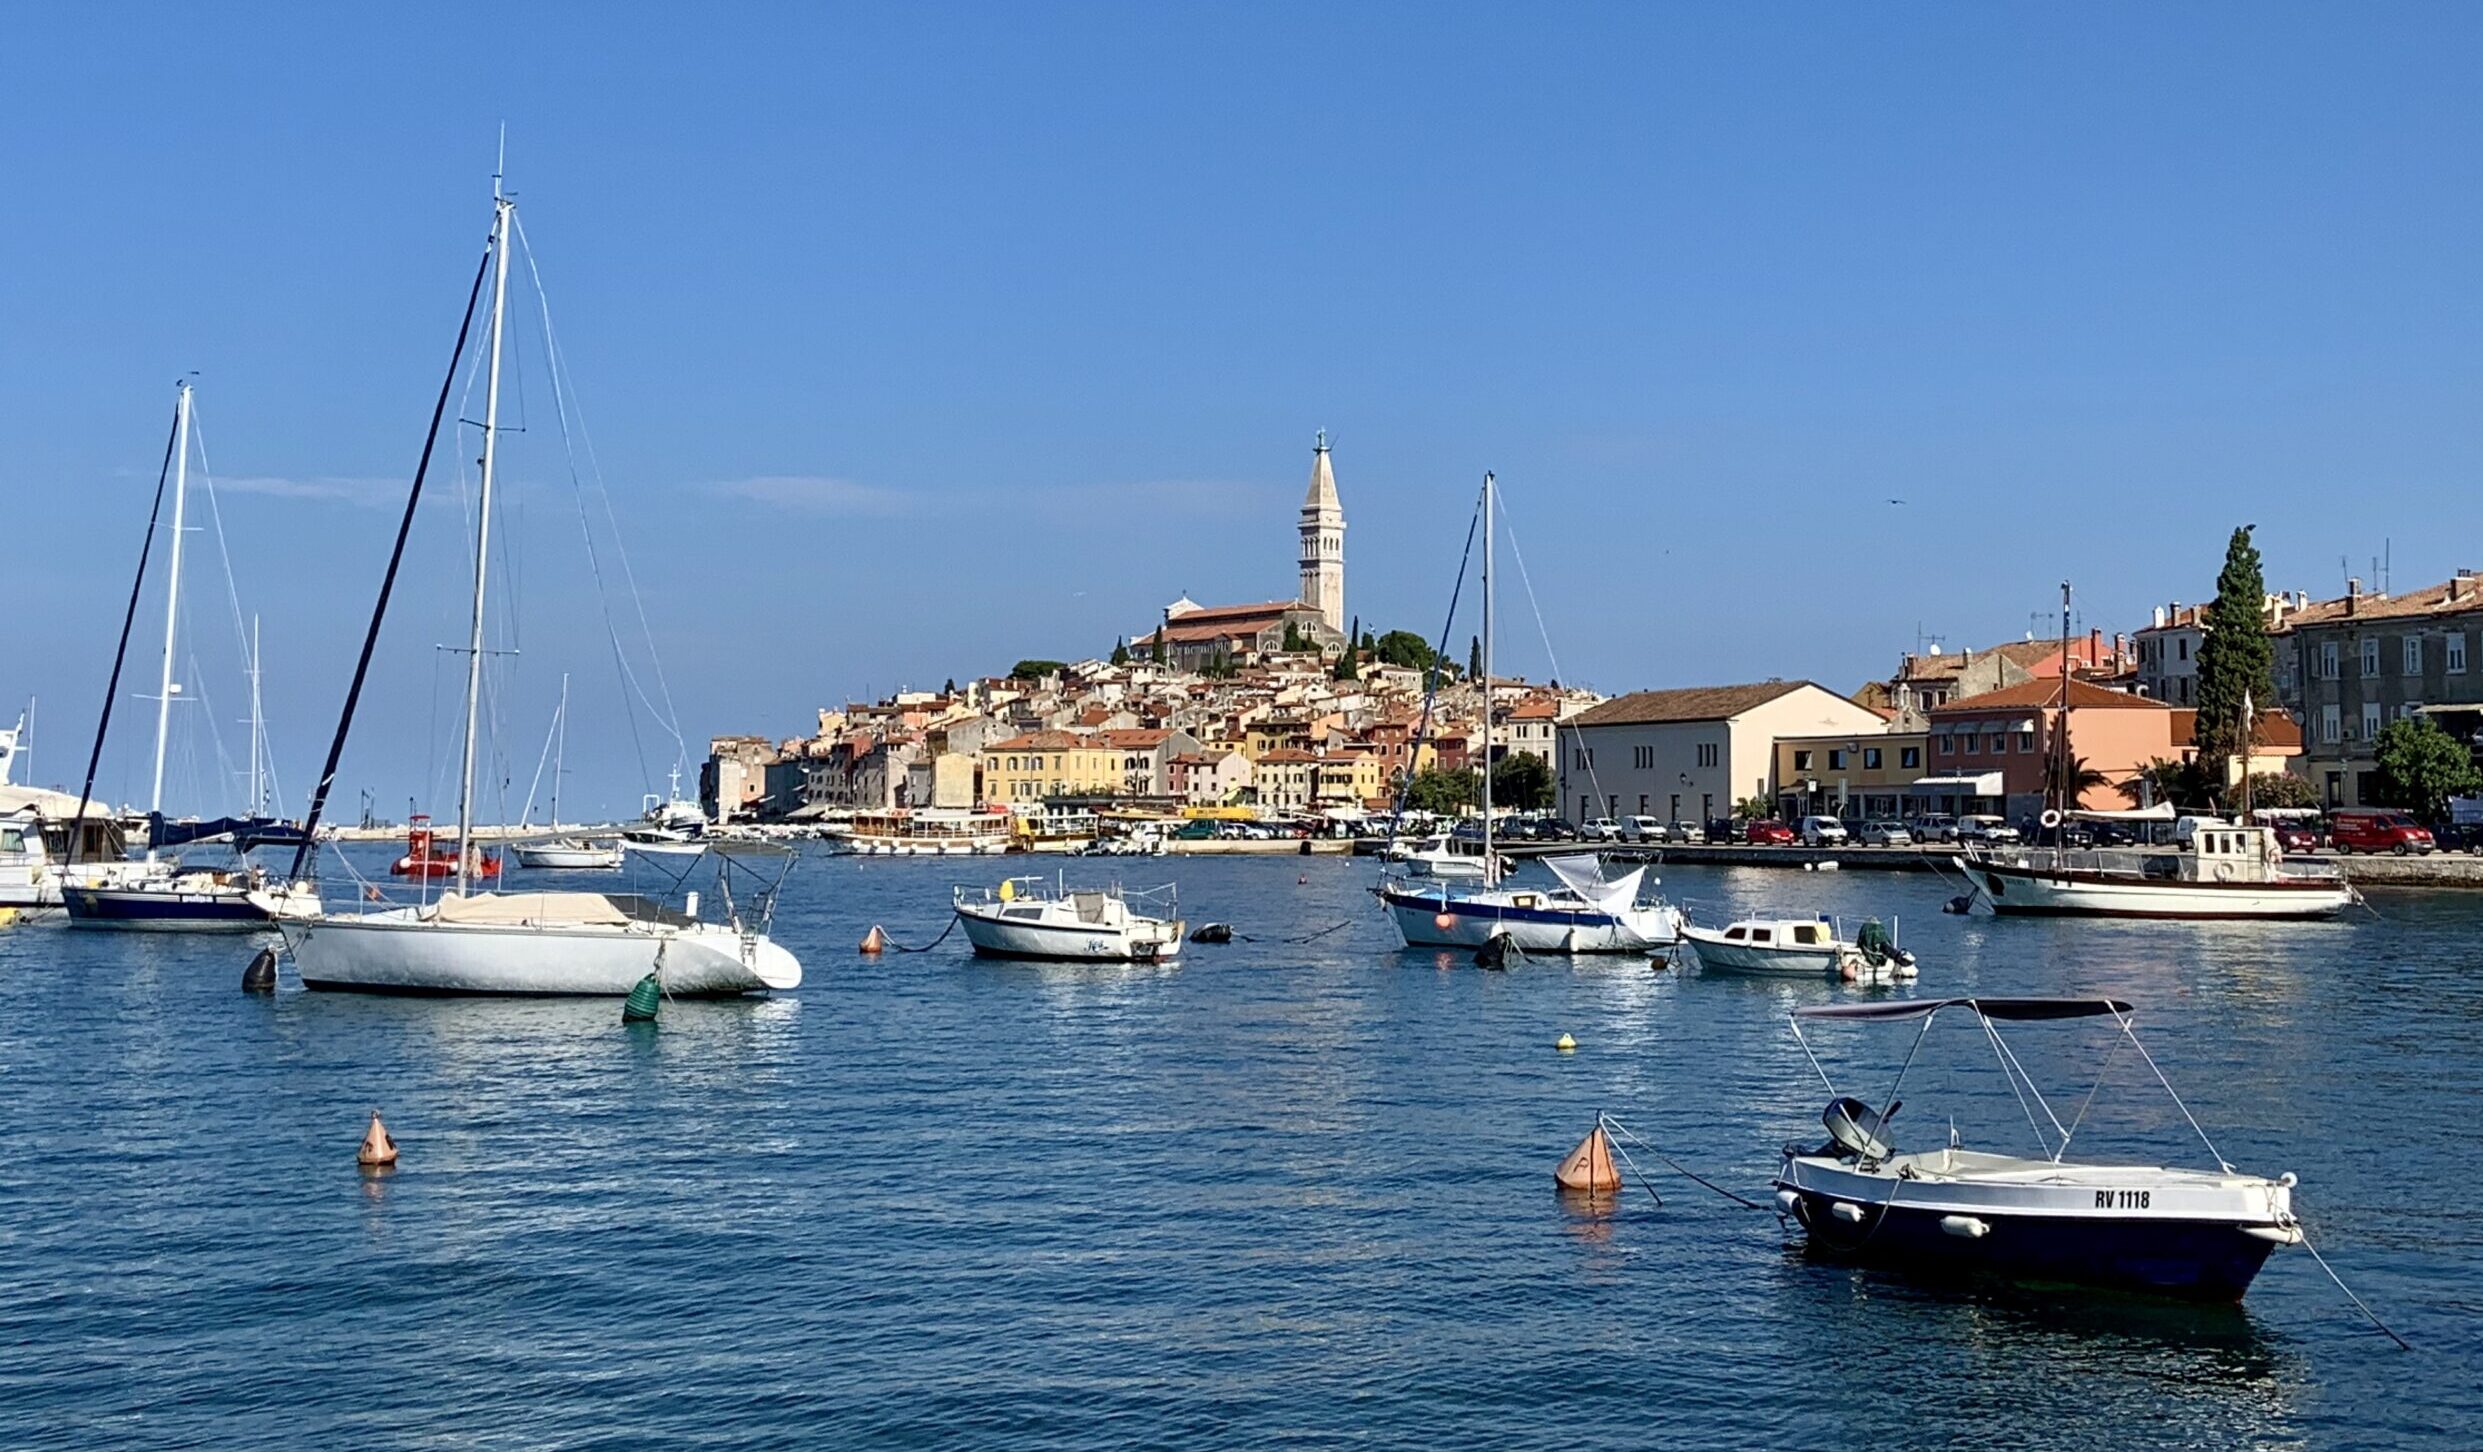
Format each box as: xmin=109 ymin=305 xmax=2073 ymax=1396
xmin=1934 ymin=678 xmax=2168 ymax=714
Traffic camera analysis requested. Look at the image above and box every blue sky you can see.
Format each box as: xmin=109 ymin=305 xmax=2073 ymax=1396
xmin=7 ymin=4 xmax=2482 ymax=819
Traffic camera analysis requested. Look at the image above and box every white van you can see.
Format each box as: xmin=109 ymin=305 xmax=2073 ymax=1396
xmin=1621 ymin=815 xmax=1670 ymax=843
xmin=1799 ymin=815 xmax=1850 ymax=846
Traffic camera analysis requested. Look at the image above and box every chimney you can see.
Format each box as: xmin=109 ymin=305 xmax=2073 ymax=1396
xmin=2088 ymin=627 xmax=2102 ymax=668
xmin=2152 ymin=604 xmax=2167 ymax=629
xmin=2452 ymin=569 xmax=2477 ymax=603
xmin=2347 ymin=578 xmax=2362 ymax=615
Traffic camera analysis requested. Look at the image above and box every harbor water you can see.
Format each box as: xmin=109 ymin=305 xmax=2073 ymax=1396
xmin=2 ymin=849 xmax=2477 ymax=1448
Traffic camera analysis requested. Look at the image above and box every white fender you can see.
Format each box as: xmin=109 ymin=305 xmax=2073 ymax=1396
xmin=1830 ymin=1201 xmax=1865 ymax=1224
xmin=1939 ymin=1214 xmax=1990 ymax=1239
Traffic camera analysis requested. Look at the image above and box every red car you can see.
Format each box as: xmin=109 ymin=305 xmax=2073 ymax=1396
xmin=2328 ymin=809 xmax=2434 ymax=855
xmin=1743 ymin=819 xmax=1797 ymax=845
xmin=2273 ymin=824 xmax=2321 ymax=855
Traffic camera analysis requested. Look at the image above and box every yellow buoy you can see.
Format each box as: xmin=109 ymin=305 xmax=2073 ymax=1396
xmin=1555 ymin=1032 xmax=1577 ymax=1052
xmin=1554 ymin=1124 xmax=1621 ymax=1193
xmin=859 ymin=924 xmax=887 ymax=955
xmin=356 ymin=1111 xmax=399 ymax=1169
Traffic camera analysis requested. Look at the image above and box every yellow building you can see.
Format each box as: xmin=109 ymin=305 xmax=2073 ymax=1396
xmin=1251 ymin=749 xmax=1320 ymax=812
xmin=981 ymin=731 xmax=1122 ymax=805
xmin=1245 ymin=715 xmax=1314 ymax=761
xmin=1313 ymin=752 xmax=1384 ymax=809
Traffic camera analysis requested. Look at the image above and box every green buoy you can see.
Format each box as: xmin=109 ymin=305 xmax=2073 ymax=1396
xmin=623 ymin=972 xmax=662 ymax=1024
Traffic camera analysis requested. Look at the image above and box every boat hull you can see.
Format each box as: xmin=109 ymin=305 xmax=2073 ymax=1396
xmin=1964 ymin=861 xmax=2353 ymax=919
xmin=280 ymin=912 xmax=799 ymax=995
xmin=61 ymin=884 xmax=275 ymax=932
xmin=953 ymin=904 xmax=1183 ymax=961
xmin=513 ymin=845 xmax=623 ymax=870
xmin=1681 ymin=929 xmax=1844 ymax=976
xmin=1380 ymin=885 xmax=1681 ymax=953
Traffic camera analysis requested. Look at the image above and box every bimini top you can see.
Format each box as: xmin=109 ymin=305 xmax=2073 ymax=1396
xmin=1794 ymin=996 xmax=2134 ymax=1023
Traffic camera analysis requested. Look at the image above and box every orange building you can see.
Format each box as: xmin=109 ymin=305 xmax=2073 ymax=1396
xmin=1926 ymin=679 xmax=2176 ymax=820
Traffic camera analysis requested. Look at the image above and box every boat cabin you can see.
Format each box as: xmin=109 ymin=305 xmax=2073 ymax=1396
xmin=1721 ymin=920 xmax=1832 ymax=947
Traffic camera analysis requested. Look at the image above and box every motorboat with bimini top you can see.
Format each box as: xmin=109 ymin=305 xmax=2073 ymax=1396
xmin=1381 ymin=852 xmax=1684 ymax=953
xmin=1683 ymin=916 xmax=1916 ymax=981
xmin=1773 ymin=997 xmax=2302 ymax=1300
xmin=952 ymin=874 xmax=1184 ymax=961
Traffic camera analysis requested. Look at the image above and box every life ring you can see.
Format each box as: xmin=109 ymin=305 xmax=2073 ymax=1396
xmin=2040 ymin=808 xmax=2063 ymax=829
xmin=2213 ymin=860 xmax=2237 ymax=882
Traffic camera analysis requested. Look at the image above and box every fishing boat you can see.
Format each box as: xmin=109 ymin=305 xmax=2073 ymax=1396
xmin=1773 ymin=997 xmax=2303 ymax=1300
xmin=1380 ymin=471 xmax=1683 ymax=953
xmin=952 ymin=875 xmax=1183 ymax=961
xmin=260 ymin=176 xmax=798 ymax=997
xmin=1381 ymin=852 xmax=1684 ymax=953
xmin=390 ymin=813 xmax=501 ymax=880
xmin=1682 ymin=916 xmax=1915 ymax=980
xmin=1962 ymin=809 xmax=2353 ymax=919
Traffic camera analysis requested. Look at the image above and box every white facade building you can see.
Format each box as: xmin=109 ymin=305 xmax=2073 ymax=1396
xmin=1559 ymin=680 xmax=1889 ymax=828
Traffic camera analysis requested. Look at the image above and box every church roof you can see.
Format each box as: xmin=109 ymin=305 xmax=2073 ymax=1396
xmin=1303 ymin=433 xmax=1340 ymax=516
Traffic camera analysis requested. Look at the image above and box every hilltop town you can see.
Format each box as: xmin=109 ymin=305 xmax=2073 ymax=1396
xmin=701 ymin=437 xmax=2483 ymax=835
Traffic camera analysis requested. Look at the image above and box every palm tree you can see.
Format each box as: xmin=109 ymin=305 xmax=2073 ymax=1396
xmin=2047 ymin=752 xmax=2111 ymax=809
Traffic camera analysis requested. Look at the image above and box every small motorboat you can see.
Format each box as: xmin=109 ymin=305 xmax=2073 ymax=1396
xmin=391 ymin=814 xmax=501 ymax=880
xmin=513 ymin=838 xmax=623 ymax=871
xmin=622 ymin=827 xmax=708 ymax=860
xmin=952 ymin=876 xmax=1184 ymax=961
xmin=1773 ymin=997 xmax=2304 ymax=1301
xmin=1384 ymin=833 xmax=1491 ymax=880
xmin=1682 ymin=916 xmax=1916 ymax=981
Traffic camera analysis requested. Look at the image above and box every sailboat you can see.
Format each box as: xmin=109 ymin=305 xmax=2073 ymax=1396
xmin=514 ymin=675 xmax=622 ymax=870
xmin=1376 ymin=473 xmax=1684 ymax=954
xmin=257 ymin=178 xmax=798 ymax=995
xmin=63 ymin=381 xmax=315 ymax=931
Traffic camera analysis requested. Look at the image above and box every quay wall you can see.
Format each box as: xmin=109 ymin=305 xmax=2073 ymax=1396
xmin=1502 ymin=841 xmax=2483 ymax=889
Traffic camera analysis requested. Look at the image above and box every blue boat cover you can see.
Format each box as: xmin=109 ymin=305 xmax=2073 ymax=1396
xmin=1795 ymin=997 xmax=2134 ymax=1022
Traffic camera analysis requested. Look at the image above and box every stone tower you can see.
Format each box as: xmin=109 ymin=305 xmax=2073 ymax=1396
xmin=1298 ymin=431 xmax=1345 ymax=635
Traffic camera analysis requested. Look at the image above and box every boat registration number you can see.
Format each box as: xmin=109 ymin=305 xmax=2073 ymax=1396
xmin=2095 ymin=1189 xmax=2152 ymax=1209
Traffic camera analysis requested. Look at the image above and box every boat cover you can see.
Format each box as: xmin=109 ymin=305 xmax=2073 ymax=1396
xmin=431 ymin=891 xmax=685 ymax=927
xmin=1795 ymin=996 xmax=2134 ymax=1022
xmin=1542 ymin=854 xmax=1645 ymax=912
xmin=2066 ymin=804 xmax=2176 ymax=821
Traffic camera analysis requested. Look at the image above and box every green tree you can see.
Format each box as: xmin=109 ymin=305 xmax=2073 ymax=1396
xmin=1490 ymin=751 xmax=1554 ymax=811
xmin=1360 ymin=628 xmax=1376 ymax=653
xmin=1373 ymin=630 xmax=1436 ymax=671
xmin=1332 ymin=647 xmax=1358 ymax=682
xmin=1404 ymin=767 xmax=1480 ymax=815
xmin=2044 ymin=751 xmax=2111 ymax=809
xmin=2374 ymin=715 xmax=2483 ymax=821
xmin=1150 ymin=632 xmax=1167 ymax=666
xmin=1009 ymin=659 xmax=1066 ymax=681
xmin=2121 ymin=756 xmax=2212 ymax=810
xmin=1282 ymin=619 xmax=1305 ymax=652
xmin=2245 ymin=771 xmax=2320 ymax=809
xmin=2191 ymin=526 xmax=2277 ymax=782
xmin=1109 ymin=637 xmax=1130 ymax=666
xmin=1468 ymin=635 xmax=1483 ymax=679
xmin=1732 ymin=796 xmax=1772 ymax=822
xmin=942 ymin=678 xmax=957 ymax=696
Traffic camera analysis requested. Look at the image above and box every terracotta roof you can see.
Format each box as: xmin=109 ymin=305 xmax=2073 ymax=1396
xmin=1256 ymin=748 xmax=1323 ymax=764
xmin=1505 ymin=699 xmax=1561 ymax=720
xmin=986 ymin=730 xmax=1098 ymax=751
xmin=2170 ymin=708 xmax=2303 ymax=749
xmin=1933 ymin=678 xmax=2169 ymax=714
xmin=1098 ymin=729 xmax=1173 ymax=748
xmin=1571 ymin=680 xmax=1811 ymax=726
xmin=2274 ymin=576 xmax=2483 ymax=631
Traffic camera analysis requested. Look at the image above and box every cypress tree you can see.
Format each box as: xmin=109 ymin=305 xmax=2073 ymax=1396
xmin=1110 ymin=637 xmax=1130 ymax=666
xmin=1468 ymin=635 xmax=1483 ymax=680
xmin=2191 ymin=526 xmax=2276 ymax=787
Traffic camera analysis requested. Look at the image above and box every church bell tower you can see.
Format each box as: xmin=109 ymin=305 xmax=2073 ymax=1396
xmin=1298 ymin=431 xmax=1345 ymax=635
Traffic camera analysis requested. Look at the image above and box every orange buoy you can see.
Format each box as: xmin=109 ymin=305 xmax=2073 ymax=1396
xmin=1433 ymin=912 xmax=1457 ymax=931
xmin=356 ymin=1111 xmax=399 ymax=1169
xmin=860 ymin=924 xmax=887 ymax=954
xmin=1554 ymin=1124 xmax=1621 ymax=1193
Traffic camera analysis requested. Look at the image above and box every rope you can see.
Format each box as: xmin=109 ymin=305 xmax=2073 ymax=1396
xmin=880 ymin=915 xmax=960 ymax=953
xmin=2293 ymin=1219 xmax=2413 ymax=1350
xmin=1234 ymin=918 xmax=1353 ymax=945
xmin=1600 ymin=1114 xmax=1770 ymax=1210
xmin=1381 ymin=488 xmax=1482 ymax=849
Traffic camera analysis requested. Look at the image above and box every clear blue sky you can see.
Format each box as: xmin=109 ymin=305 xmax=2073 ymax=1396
xmin=7 ymin=4 xmax=2482 ymax=819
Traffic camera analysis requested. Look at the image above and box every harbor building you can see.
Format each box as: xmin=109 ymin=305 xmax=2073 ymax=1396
xmin=2274 ymin=572 xmax=2483 ymax=806
xmin=1923 ymin=678 xmax=2174 ymax=821
xmin=1560 ymin=681 xmax=1886 ymax=829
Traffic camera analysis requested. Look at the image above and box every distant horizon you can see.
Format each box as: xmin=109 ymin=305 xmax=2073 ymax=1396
xmin=9 ymin=5 xmax=2481 ymax=816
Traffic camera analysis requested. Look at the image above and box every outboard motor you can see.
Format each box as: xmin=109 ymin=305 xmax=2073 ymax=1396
xmin=1820 ymin=1096 xmax=1900 ymax=1162
xmin=1188 ymin=923 xmax=1235 ymax=945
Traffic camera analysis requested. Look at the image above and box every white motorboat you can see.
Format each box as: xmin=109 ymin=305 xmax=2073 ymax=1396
xmin=1773 ymin=997 xmax=2302 ymax=1300
xmin=514 ymin=839 xmax=624 ymax=870
xmin=260 ymin=180 xmax=798 ymax=998
xmin=952 ymin=876 xmax=1184 ymax=961
xmin=1380 ymin=853 xmax=1684 ymax=953
xmin=622 ymin=829 xmax=708 ymax=860
xmin=1384 ymin=833 xmax=1491 ymax=880
xmin=1963 ymin=812 xmax=2353 ymax=920
xmin=0 ymin=808 xmax=166 ymax=910
xmin=1683 ymin=917 xmax=1916 ymax=981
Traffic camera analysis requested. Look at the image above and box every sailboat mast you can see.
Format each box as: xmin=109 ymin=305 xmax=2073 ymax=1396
xmin=148 ymin=380 xmax=193 ymax=848
xmin=1480 ymin=471 xmax=1494 ymax=878
xmin=247 ymin=614 xmax=264 ymax=815
xmin=552 ymin=672 xmax=568 ymax=829
xmin=2053 ymin=580 xmax=2071 ymax=824
xmin=455 ymin=193 xmax=514 ymax=897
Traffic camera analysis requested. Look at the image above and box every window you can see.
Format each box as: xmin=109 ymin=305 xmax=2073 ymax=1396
xmin=2321 ymin=640 xmax=2340 ymax=679
xmin=2453 ymin=634 xmax=2470 ymax=674
xmin=2361 ymin=637 xmax=2380 ymax=676
xmin=1826 ymin=750 xmax=1846 ymax=770
xmin=1632 ymin=745 xmax=1653 ymax=769
xmin=2361 ymin=702 xmax=2382 ymax=742
xmin=2405 ymin=636 xmax=2424 ymax=675
xmin=1901 ymin=746 xmax=1920 ymax=769
xmin=1864 ymin=747 xmax=1883 ymax=769
xmin=2017 ymin=730 xmax=2035 ymax=752
xmin=2321 ymin=704 xmax=2341 ymax=744
xmin=2178 ymin=637 xmax=2190 ymax=662
xmin=1696 ymin=743 xmax=1719 ymax=768
xmin=1988 ymin=733 xmax=2007 ymax=754
xmin=1939 ymin=735 xmax=1955 ymax=756
xmin=1793 ymin=750 xmax=1813 ymax=771
xmin=1638 ymin=794 xmax=1649 ymax=814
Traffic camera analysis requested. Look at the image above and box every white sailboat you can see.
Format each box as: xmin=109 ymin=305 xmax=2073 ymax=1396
xmin=262 ymin=180 xmax=798 ymax=996
xmin=1378 ymin=472 xmax=1683 ymax=954
xmin=513 ymin=675 xmax=623 ymax=870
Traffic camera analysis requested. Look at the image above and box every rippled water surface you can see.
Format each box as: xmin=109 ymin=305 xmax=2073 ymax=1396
xmin=2 ymin=849 xmax=2476 ymax=1448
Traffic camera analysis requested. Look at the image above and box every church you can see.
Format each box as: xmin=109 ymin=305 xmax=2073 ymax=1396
xmin=1137 ymin=433 xmax=1348 ymax=673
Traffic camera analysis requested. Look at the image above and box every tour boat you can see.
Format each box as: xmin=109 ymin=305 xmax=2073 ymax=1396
xmin=391 ymin=814 xmax=501 ymax=880
xmin=1682 ymin=916 xmax=1916 ymax=981
xmin=260 ymin=179 xmax=799 ymax=998
xmin=1962 ymin=812 xmax=2353 ymax=920
xmin=828 ymin=807 xmax=1014 ymax=856
xmin=1380 ymin=853 xmax=1684 ymax=953
xmin=1773 ymin=997 xmax=2303 ymax=1300
xmin=952 ymin=875 xmax=1184 ymax=961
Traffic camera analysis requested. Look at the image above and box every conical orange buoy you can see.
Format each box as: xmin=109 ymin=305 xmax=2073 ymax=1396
xmin=860 ymin=924 xmax=886 ymax=954
xmin=1554 ymin=1124 xmax=1621 ymax=1193
xmin=356 ymin=1111 xmax=399 ymax=1169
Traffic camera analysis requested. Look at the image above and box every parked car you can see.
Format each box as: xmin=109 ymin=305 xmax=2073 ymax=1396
xmin=1621 ymin=815 xmax=1669 ymax=844
xmin=1743 ymin=819 xmax=1797 ymax=845
xmin=1799 ymin=815 xmax=1850 ymax=846
xmin=1958 ymin=814 xmax=2021 ymax=846
xmin=1908 ymin=814 xmax=1960 ymax=843
xmin=2428 ymin=821 xmax=2483 ymax=855
xmin=1538 ymin=818 xmax=1582 ymax=842
xmin=1581 ymin=818 xmax=1622 ymax=842
xmin=1667 ymin=820 xmax=1707 ymax=844
xmin=2328 ymin=809 xmax=2435 ymax=855
xmin=1859 ymin=820 xmax=1913 ymax=847
xmin=2273 ymin=823 xmax=2322 ymax=854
